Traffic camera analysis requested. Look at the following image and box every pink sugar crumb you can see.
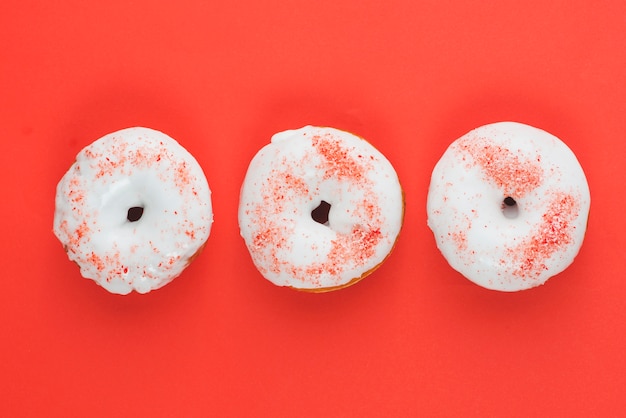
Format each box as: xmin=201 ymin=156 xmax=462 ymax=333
xmin=459 ymin=137 xmax=543 ymax=198
xmin=75 ymin=221 xmax=90 ymax=241
xmin=450 ymin=230 xmax=468 ymax=251
xmin=290 ymin=224 xmax=382 ymax=285
xmin=258 ymin=169 xmax=310 ymax=216
xmin=311 ymin=134 xmax=367 ymax=182
xmin=357 ymin=197 xmax=381 ymax=219
xmin=61 ymin=219 xmax=91 ymax=248
xmin=68 ymin=187 xmax=85 ymax=205
xmin=253 ymin=225 xmax=288 ymax=251
xmin=88 ymin=252 xmax=106 ymax=271
xmin=251 ymin=219 xmax=384 ymax=286
xmin=508 ymin=193 xmax=579 ymax=278
xmin=66 ymin=176 xmax=85 ymax=203
xmin=174 ymin=161 xmax=192 ymax=191
xmin=130 ymin=148 xmax=151 ymax=166
xmin=280 ymin=172 xmax=309 ymax=196
xmin=252 ymin=227 xmax=287 ymax=275
xmin=350 ymin=225 xmax=383 ymax=261
xmin=91 ymin=140 xmax=131 ymax=178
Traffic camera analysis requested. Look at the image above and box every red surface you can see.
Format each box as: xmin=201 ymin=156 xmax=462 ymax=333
xmin=1 ymin=0 xmax=625 ymax=416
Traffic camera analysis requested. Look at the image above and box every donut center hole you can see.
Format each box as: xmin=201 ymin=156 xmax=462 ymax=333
xmin=501 ymin=197 xmax=519 ymax=219
xmin=311 ymin=200 xmax=331 ymax=226
xmin=127 ymin=206 xmax=144 ymax=222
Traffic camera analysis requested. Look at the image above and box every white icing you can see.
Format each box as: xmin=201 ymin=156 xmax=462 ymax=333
xmin=427 ymin=122 xmax=590 ymax=291
xmin=53 ymin=127 xmax=213 ymax=294
xmin=238 ymin=126 xmax=404 ymax=290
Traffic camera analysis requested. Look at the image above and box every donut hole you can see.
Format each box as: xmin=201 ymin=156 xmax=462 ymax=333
xmin=127 ymin=206 xmax=144 ymax=222
xmin=311 ymin=200 xmax=331 ymax=226
xmin=501 ymin=197 xmax=519 ymax=219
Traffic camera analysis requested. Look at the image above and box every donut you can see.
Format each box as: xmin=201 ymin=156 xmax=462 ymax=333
xmin=238 ymin=126 xmax=404 ymax=292
xmin=427 ymin=121 xmax=590 ymax=291
xmin=53 ymin=127 xmax=213 ymax=295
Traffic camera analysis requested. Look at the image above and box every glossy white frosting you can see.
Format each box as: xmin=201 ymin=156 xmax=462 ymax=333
xmin=427 ymin=122 xmax=590 ymax=291
xmin=239 ymin=126 xmax=404 ymax=290
xmin=54 ymin=127 xmax=213 ymax=294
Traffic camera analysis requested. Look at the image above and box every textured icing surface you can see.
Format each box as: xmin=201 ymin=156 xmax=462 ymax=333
xmin=239 ymin=126 xmax=404 ymax=290
xmin=427 ymin=122 xmax=590 ymax=291
xmin=53 ymin=127 xmax=213 ymax=294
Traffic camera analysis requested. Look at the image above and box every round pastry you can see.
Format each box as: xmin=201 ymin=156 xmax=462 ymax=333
xmin=427 ymin=121 xmax=590 ymax=291
xmin=53 ymin=127 xmax=213 ymax=295
xmin=238 ymin=126 xmax=404 ymax=292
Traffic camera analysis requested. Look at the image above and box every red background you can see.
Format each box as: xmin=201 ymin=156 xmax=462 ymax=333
xmin=2 ymin=0 xmax=625 ymax=416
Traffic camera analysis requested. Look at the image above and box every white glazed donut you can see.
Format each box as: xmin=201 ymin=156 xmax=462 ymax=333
xmin=53 ymin=127 xmax=213 ymax=295
xmin=427 ymin=122 xmax=590 ymax=291
xmin=238 ymin=126 xmax=404 ymax=292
